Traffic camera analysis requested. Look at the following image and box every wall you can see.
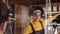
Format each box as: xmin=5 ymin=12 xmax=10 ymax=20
xmin=14 ymin=4 xmax=29 ymax=34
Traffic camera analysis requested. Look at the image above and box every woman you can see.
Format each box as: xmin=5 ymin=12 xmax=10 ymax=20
xmin=24 ymin=6 xmax=60 ymax=34
xmin=0 ymin=0 xmax=9 ymax=34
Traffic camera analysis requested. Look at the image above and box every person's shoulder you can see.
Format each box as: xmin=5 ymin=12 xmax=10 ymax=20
xmin=26 ymin=23 xmax=32 ymax=28
xmin=26 ymin=23 xmax=33 ymax=31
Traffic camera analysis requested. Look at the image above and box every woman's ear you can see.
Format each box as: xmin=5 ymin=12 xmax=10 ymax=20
xmin=3 ymin=21 xmax=8 ymax=32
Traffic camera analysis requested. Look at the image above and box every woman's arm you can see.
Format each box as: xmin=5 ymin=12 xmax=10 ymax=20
xmin=46 ymin=11 xmax=60 ymax=23
xmin=47 ymin=14 xmax=59 ymax=23
xmin=42 ymin=11 xmax=60 ymax=23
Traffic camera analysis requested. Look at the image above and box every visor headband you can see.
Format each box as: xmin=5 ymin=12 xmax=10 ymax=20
xmin=33 ymin=10 xmax=41 ymax=14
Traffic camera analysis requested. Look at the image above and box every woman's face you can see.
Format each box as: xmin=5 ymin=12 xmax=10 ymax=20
xmin=33 ymin=12 xmax=41 ymax=21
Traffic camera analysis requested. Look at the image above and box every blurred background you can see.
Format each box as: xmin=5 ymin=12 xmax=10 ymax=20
xmin=1 ymin=0 xmax=60 ymax=34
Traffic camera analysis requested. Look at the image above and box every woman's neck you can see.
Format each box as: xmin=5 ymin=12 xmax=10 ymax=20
xmin=33 ymin=20 xmax=40 ymax=22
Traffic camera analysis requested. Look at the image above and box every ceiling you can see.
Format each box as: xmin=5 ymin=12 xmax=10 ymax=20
xmin=5 ymin=0 xmax=60 ymax=6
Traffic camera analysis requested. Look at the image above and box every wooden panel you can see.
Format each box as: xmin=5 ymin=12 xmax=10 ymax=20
xmin=14 ymin=4 xmax=22 ymax=34
xmin=14 ymin=4 xmax=29 ymax=34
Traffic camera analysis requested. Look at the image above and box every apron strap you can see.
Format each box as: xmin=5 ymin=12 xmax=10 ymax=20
xmin=29 ymin=20 xmax=44 ymax=33
xmin=39 ymin=20 xmax=44 ymax=29
xmin=30 ymin=23 xmax=35 ymax=32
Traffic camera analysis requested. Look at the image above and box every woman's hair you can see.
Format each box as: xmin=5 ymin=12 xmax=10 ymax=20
xmin=29 ymin=6 xmax=44 ymax=16
xmin=0 ymin=0 xmax=9 ymax=25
